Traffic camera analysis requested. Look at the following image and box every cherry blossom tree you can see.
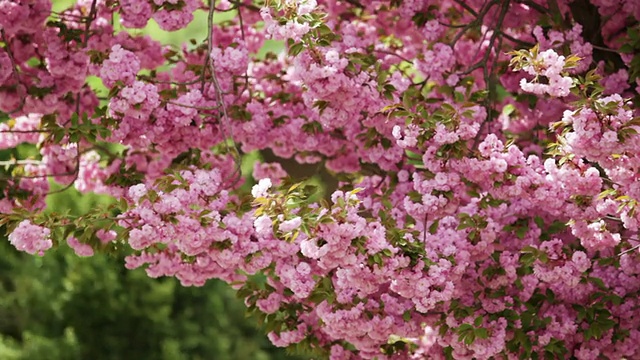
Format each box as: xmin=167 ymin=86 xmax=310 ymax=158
xmin=1 ymin=0 xmax=640 ymax=358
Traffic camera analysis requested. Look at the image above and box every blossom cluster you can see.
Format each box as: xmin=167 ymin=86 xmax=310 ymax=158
xmin=8 ymin=220 xmax=52 ymax=255
xmin=518 ymin=49 xmax=575 ymax=97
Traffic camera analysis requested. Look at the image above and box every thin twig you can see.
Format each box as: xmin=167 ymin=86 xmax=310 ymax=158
xmin=0 ymin=159 xmax=42 ymax=166
xmin=205 ymin=0 xmax=242 ymax=188
xmin=236 ymin=0 xmax=253 ymax=100
xmin=138 ymin=75 xmax=203 ymax=86
xmin=83 ymin=0 xmax=98 ymax=46
xmin=462 ymin=0 xmax=511 ymax=75
xmin=454 ymin=0 xmax=479 ymax=16
xmin=470 ymin=0 xmax=511 ymax=152
xmin=0 ymin=129 xmax=51 ymax=133
xmin=591 ymin=44 xmax=621 ymax=54
xmin=451 ymin=0 xmax=498 ymax=47
xmin=166 ymin=100 xmax=220 ymax=111
xmin=439 ymin=21 xmax=470 ymax=29
xmin=619 ymin=244 xmax=640 ymax=256
xmin=374 ymin=49 xmax=413 ymax=64
xmin=423 ymin=213 xmax=429 ymax=243
xmin=500 ymin=31 xmax=534 ymax=47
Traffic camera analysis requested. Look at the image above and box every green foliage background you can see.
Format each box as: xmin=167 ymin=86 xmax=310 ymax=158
xmin=0 ymin=187 xmax=306 ymax=360
xmin=0 ymin=2 xmax=300 ymax=359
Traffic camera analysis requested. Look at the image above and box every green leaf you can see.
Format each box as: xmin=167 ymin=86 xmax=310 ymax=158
xmin=288 ymin=42 xmax=305 ymax=56
xmin=428 ymin=219 xmax=439 ymax=234
xmin=473 ymin=316 xmax=483 ymax=327
xmin=588 ymin=277 xmax=608 ymax=290
xmin=515 ymin=226 xmax=528 ymax=239
xmin=475 ymin=328 xmax=488 ymax=339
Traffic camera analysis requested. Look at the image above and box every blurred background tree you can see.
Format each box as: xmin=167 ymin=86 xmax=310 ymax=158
xmin=0 ymin=186 xmax=306 ymax=360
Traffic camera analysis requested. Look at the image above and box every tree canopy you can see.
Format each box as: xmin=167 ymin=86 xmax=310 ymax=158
xmin=1 ymin=0 xmax=640 ymax=358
